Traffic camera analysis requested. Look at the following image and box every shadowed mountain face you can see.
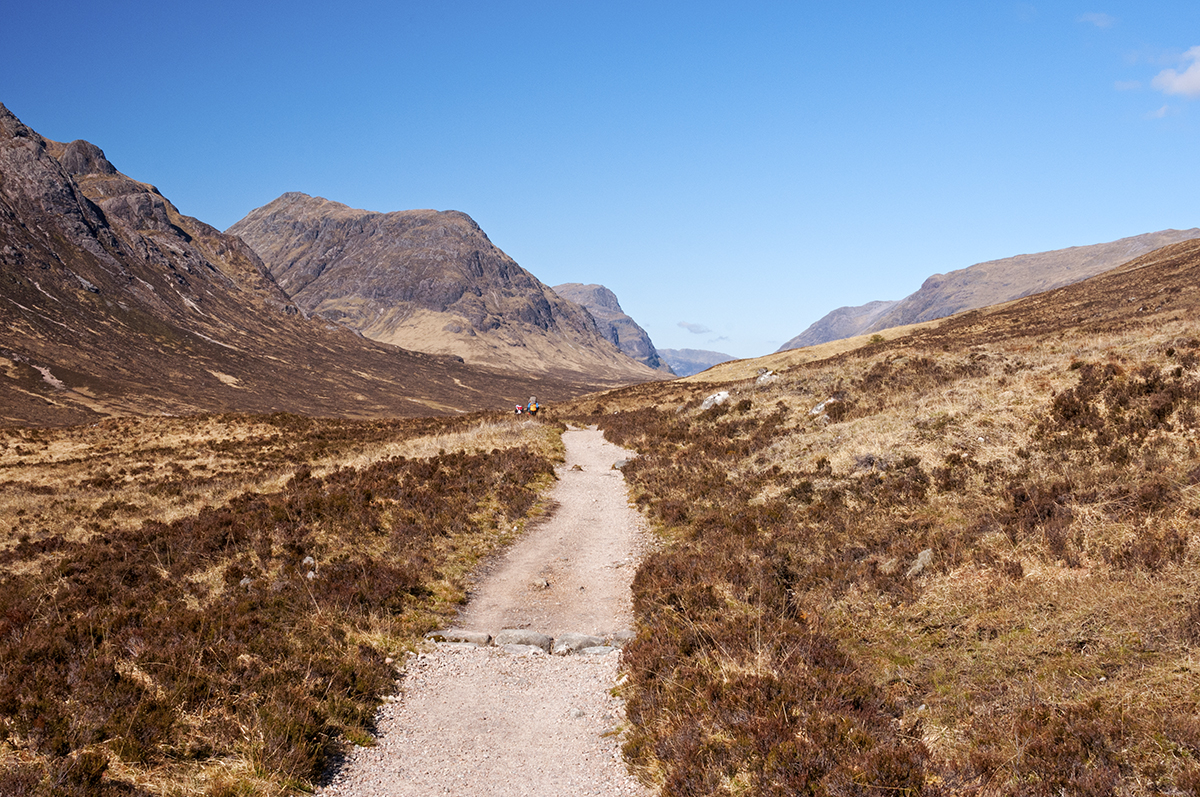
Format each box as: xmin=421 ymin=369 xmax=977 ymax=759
xmin=551 ymin=283 xmax=672 ymax=374
xmin=658 ymin=348 xmax=736 ymax=378
xmin=0 ymin=104 xmax=631 ymax=425
xmin=781 ymin=228 xmax=1200 ymax=350
xmin=228 ymin=194 xmax=660 ymax=383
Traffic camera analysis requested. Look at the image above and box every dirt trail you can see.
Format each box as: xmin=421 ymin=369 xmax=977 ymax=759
xmin=318 ymin=427 xmax=654 ymax=796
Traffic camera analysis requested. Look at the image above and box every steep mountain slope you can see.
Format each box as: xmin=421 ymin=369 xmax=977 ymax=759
xmin=228 ymin=193 xmax=660 ymax=383
xmin=552 ymin=282 xmax=672 ymax=373
xmin=657 ymin=348 xmax=736 ymax=377
xmin=780 ymin=228 xmax=1200 ymax=350
xmin=0 ymin=104 xmax=620 ymax=425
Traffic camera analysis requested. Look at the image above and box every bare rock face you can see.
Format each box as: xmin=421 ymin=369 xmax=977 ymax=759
xmin=0 ymin=103 xmax=616 ymax=424
xmin=552 ymin=283 xmax=672 ymax=374
xmin=228 ymin=193 xmax=660 ymax=383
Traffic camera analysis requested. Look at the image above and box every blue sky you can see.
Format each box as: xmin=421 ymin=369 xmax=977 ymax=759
xmin=3 ymin=2 xmax=1199 ymax=358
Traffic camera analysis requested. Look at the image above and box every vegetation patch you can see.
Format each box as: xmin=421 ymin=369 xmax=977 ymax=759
xmin=0 ymin=413 xmax=561 ymax=796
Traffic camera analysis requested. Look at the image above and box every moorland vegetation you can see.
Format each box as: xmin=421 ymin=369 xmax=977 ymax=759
xmin=6 ymin=238 xmax=1200 ymax=797
xmin=0 ymin=413 xmax=562 ymax=795
xmin=553 ymin=239 xmax=1200 ymax=795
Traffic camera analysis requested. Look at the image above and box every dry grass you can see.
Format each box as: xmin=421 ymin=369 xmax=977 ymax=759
xmin=555 ymin=248 xmax=1200 ymax=795
xmin=0 ymin=412 xmax=564 ymax=796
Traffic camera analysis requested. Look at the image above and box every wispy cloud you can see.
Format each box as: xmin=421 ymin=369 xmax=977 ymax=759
xmin=1146 ymin=104 xmax=1171 ymax=119
xmin=1152 ymin=46 xmax=1200 ymax=98
xmin=678 ymin=321 xmax=711 ymax=334
xmin=1078 ymin=12 xmax=1116 ymax=28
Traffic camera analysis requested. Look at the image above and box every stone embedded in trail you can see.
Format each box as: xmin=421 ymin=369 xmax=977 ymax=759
xmin=578 ymin=646 xmax=618 ymax=656
xmin=424 ymin=629 xmax=492 ymax=646
xmin=500 ymin=644 xmax=548 ymax=656
xmin=610 ymin=629 xmax=637 ymax=647
xmin=494 ymin=629 xmax=553 ymax=652
xmin=552 ymin=633 xmax=605 ymax=655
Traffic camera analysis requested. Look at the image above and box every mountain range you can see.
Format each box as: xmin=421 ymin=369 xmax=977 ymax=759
xmin=0 ymin=104 xmax=653 ymax=425
xmin=228 ymin=193 xmax=656 ymax=383
xmin=779 ymin=228 xmax=1200 ymax=350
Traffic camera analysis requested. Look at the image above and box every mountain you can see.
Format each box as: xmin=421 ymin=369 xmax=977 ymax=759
xmin=228 ymin=193 xmax=659 ymax=383
xmin=775 ymin=300 xmax=898 ymax=351
xmin=551 ymin=283 xmax=672 ymax=374
xmin=0 ymin=104 xmax=632 ymax=425
xmin=779 ymin=228 xmax=1200 ymax=351
xmin=658 ymin=348 xmax=736 ymax=378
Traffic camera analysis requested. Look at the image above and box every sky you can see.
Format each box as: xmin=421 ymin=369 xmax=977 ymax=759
xmin=2 ymin=2 xmax=1199 ymax=358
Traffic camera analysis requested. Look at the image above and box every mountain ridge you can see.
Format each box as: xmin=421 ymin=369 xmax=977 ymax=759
xmin=0 ymin=104 xmax=635 ymax=425
xmin=228 ymin=193 xmax=660 ymax=384
xmin=780 ymin=228 xmax=1200 ymax=351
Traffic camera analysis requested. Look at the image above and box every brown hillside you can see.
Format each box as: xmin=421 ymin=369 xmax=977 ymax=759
xmin=558 ymin=238 xmax=1200 ymax=795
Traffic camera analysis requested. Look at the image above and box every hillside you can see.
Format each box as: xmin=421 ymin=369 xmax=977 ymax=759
xmin=552 ymin=282 xmax=672 ymax=373
xmin=0 ymin=104 xmax=614 ymax=426
xmin=557 ymin=237 xmax=1200 ymax=794
xmin=229 ymin=194 xmax=660 ymax=383
xmin=780 ymin=228 xmax=1200 ymax=350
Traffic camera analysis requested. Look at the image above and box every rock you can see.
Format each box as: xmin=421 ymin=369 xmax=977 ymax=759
xmin=906 ymin=548 xmax=933 ymax=579
xmin=552 ymin=633 xmax=605 ymax=655
xmin=810 ymin=398 xmax=839 ymax=415
xmin=701 ymin=391 xmax=731 ymax=410
xmin=494 ymin=629 xmax=553 ymax=652
xmin=756 ymin=370 xmax=779 ymax=386
xmin=609 ymin=629 xmax=637 ymax=647
xmin=532 ymin=578 xmax=551 ymax=590
xmin=553 ymin=283 xmax=673 ymax=374
xmin=500 ymin=644 xmax=547 ymax=656
xmin=424 ymin=629 xmax=492 ymax=646
xmin=578 ymin=645 xmax=618 ymax=656
xmin=613 ymin=459 xmax=629 ymax=470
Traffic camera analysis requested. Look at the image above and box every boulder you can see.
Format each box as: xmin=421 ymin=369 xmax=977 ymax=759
xmin=552 ymin=633 xmax=605 ymax=655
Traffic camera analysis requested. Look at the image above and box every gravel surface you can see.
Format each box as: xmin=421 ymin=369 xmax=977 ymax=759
xmin=317 ymin=428 xmax=655 ymax=796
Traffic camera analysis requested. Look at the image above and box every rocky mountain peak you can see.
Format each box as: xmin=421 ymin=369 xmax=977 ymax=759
xmin=229 ymin=195 xmax=660 ymax=382
xmin=54 ymin=140 xmax=118 ymax=176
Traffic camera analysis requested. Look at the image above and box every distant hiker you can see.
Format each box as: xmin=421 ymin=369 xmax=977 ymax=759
xmin=515 ymin=404 xmax=525 ymax=415
xmin=525 ymin=397 xmax=540 ymax=416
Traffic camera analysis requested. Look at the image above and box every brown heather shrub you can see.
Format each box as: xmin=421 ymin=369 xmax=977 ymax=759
xmin=560 ymin=324 xmax=1200 ymax=795
xmin=0 ymin=413 xmax=557 ymax=795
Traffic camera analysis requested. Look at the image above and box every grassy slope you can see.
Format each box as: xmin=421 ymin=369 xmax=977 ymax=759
xmin=559 ymin=240 xmax=1200 ymax=796
xmin=0 ymin=413 xmax=563 ymax=796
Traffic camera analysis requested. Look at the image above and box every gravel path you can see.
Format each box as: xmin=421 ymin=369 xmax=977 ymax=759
xmin=317 ymin=427 xmax=655 ymax=796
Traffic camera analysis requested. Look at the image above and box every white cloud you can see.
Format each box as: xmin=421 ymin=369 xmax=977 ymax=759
xmin=678 ymin=321 xmax=711 ymax=334
xmin=1152 ymin=46 xmax=1200 ymax=98
xmin=1078 ymin=12 xmax=1116 ymax=28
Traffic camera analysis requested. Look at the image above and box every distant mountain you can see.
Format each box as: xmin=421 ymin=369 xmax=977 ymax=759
xmin=551 ymin=283 xmax=672 ymax=374
xmin=776 ymin=300 xmax=898 ymax=352
xmin=658 ymin=348 xmax=736 ymax=378
xmin=229 ymin=194 xmax=658 ymax=384
xmin=0 ymin=104 xmax=632 ymax=425
xmin=780 ymin=229 xmax=1200 ymax=351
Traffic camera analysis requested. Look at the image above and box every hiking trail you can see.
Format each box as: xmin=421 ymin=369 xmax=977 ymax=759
xmin=317 ymin=426 xmax=654 ymax=796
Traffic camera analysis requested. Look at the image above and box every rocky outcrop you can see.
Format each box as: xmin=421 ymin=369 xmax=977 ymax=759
xmin=228 ymin=193 xmax=661 ymax=383
xmin=552 ymin=283 xmax=672 ymax=374
xmin=0 ymin=104 xmax=624 ymax=424
xmin=658 ymin=348 xmax=736 ymax=378
xmin=782 ymin=229 xmax=1200 ymax=350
